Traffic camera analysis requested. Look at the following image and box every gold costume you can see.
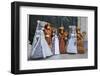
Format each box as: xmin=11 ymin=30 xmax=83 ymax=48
xmin=76 ymin=27 xmax=85 ymax=54
xmin=59 ymin=27 xmax=67 ymax=54
xmin=44 ymin=23 xmax=53 ymax=48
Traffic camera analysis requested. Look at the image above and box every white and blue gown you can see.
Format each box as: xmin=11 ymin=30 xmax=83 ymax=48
xmin=67 ymin=33 xmax=77 ymax=54
xmin=51 ymin=34 xmax=60 ymax=55
xmin=31 ymin=30 xmax=53 ymax=59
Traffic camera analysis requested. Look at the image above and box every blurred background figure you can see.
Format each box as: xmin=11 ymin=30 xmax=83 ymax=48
xmin=59 ymin=26 xmax=66 ymax=54
xmin=51 ymin=28 xmax=60 ymax=55
xmin=76 ymin=27 xmax=86 ymax=54
xmin=67 ymin=26 xmax=77 ymax=54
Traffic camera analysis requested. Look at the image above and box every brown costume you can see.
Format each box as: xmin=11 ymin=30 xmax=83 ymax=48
xmin=44 ymin=23 xmax=53 ymax=48
xmin=59 ymin=27 xmax=66 ymax=54
xmin=64 ymin=31 xmax=69 ymax=52
xmin=76 ymin=27 xmax=85 ymax=54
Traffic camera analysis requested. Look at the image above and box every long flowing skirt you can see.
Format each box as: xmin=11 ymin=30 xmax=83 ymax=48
xmin=67 ymin=38 xmax=77 ymax=53
xmin=51 ymin=35 xmax=60 ymax=55
xmin=31 ymin=33 xmax=53 ymax=59
xmin=41 ymin=36 xmax=53 ymax=58
xmin=59 ymin=38 xmax=66 ymax=54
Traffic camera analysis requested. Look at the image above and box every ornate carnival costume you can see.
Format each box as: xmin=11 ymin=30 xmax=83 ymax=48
xmin=59 ymin=26 xmax=66 ymax=54
xmin=51 ymin=28 xmax=60 ymax=55
xmin=31 ymin=20 xmax=53 ymax=59
xmin=76 ymin=27 xmax=85 ymax=54
xmin=44 ymin=23 xmax=53 ymax=48
xmin=67 ymin=26 xmax=77 ymax=54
